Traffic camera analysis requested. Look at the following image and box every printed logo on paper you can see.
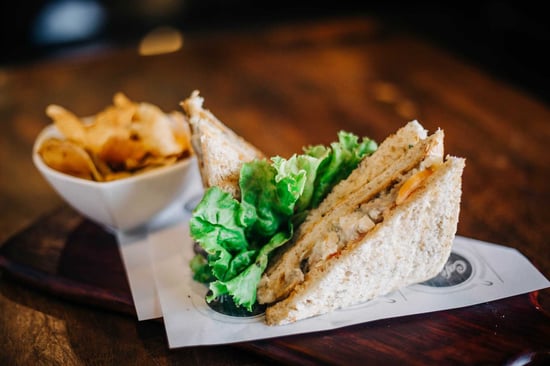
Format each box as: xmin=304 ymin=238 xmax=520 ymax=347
xmin=420 ymin=252 xmax=474 ymax=288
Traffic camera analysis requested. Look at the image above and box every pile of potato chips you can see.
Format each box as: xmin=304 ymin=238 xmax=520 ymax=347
xmin=38 ymin=93 xmax=193 ymax=181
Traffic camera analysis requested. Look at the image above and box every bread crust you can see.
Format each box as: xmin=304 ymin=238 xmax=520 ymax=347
xmin=180 ymin=91 xmax=264 ymax=199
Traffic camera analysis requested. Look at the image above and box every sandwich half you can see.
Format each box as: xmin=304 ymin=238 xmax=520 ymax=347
xmin=182 ymin=93 xmax=464 ymax=325
xmin=180 ymin=90 xmax=265 ymax=200
xmin=258 ymin=127 xmax=464 ymax=325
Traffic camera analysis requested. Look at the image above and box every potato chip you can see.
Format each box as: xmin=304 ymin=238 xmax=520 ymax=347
xmin=38 ymin=138 xmax=103 ymax=181
xmin=87 ymin=120 xmax=129 ymax=153
xmin=89 ymin=152 xmax=114 ymax=177
xmin=98 ymin=134 xmax=148 ymax=170
xmin=113 ymin=92 xmax=134 ymax=109
xmin=141 ymin=155 xmax=179 ymax=168
xmin=86 ymin=97 xmax=135 ymax=154
xmin=168 ymin=111 xmax=192 ymax=153
xmin=45 ymin=105 xmax=87 ymax=145
xmin=41 ymin=93 xmax=193 ymax=182
xmin=103 ymin=171 xmax=133 ymax=182
xmin=131 ymin=102 xmax=182 ymax=156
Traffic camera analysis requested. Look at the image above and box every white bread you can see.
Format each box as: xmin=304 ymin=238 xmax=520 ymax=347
xmin=180 ymin=91 xmax=264 ymax=199
xmin=263 ymin=155 xmax=464 ymax=325
xmin=319 ymin=120 xmax=428 ymax=213
xmin=257 ymin=121 xmax=441 ymax=304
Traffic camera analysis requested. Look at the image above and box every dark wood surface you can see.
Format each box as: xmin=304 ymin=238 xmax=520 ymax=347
xmin=1 ymin=16 xmax=549 ymax=365
xmin=1 ymin=205 xmax=549 ymax=365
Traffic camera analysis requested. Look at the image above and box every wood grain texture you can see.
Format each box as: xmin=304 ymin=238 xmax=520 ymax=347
xmin=0 ymin=206 xmax=134 ymax=315
xmin=2 ymin=206 xmax=549 ymax=365
xmin=243 ymin=294 xmax=550 ymax=365
xmin=1 ymin=16 xmax=549 ymax=365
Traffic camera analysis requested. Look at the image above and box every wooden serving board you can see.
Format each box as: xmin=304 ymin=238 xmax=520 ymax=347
xmin=1 ymin=205 xmax=549 ymax=365
xmin=0 ymin=205 xmax=134 ymax=315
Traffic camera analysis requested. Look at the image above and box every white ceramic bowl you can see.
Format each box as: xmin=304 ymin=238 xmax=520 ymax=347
xmin=33 ymin=124 xmax=198 ymax=232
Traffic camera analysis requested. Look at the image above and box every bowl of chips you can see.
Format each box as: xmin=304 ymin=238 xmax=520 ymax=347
xmin=33 ymin=93 xmax=197 ymax=231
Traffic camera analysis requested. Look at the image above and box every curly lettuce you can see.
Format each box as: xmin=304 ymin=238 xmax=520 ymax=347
xmin=189 ymin=131 xmax=377 ymax=311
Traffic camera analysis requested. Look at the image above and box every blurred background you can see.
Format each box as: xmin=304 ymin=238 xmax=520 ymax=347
xmin=1 ymin=0 xmax=548 ymax=103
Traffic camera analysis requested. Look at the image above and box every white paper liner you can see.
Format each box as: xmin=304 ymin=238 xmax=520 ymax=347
xmin=148 ymin=230 xmax=550 ymax=348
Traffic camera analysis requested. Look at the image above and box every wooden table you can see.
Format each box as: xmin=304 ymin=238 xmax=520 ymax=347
xmin=1 ymin=16 xmax=549 ymax=365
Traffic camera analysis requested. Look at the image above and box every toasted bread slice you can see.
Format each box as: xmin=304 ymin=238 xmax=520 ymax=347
xmin=322 ymin=120 xmax=428 ymax=211
xmin=263 ymin=155 xmax=464 ymax=325
xmin=257 ymin=121 xmax=438 ymax=304
xmin=258 ymin=124 xmax=464 ymax=325
xmin=180 ymin=91 xmax=265 ymax=199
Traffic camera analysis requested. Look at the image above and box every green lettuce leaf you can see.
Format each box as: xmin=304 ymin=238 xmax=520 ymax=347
xmin=306 ymin=131 xmax=378 ymax=207
xmin=272 ymin=153 xmax=324 ymax=214
xmin=239 ymin=159 xmax=290 ymax=240
xmin=189 ymin=254 xmax=215 ymax=283
xmin=206 ymin=228 xmax=292 ymax=311
xmin=189 ymin=131 xmax=377 ymax=311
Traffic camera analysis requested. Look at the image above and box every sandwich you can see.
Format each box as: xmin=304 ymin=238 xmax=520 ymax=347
xmin=182 ymin=91 xmax=465 ymax=325
xmin=180 ymin=90 xmax=265 ymax=200
xmin=259 ymin=126 xmax=464 ymax=325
